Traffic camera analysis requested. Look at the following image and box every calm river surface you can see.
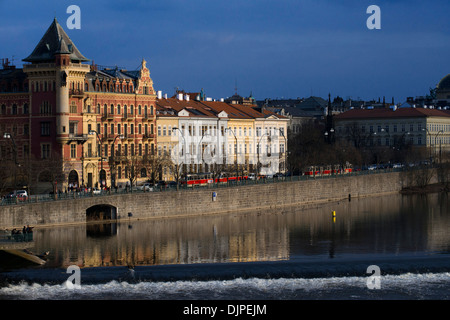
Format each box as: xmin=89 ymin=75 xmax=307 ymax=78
xmin=0 ymin=192 xmax=449 ymax=301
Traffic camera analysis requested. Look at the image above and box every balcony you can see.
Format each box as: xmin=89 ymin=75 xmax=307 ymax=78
xmin=123 ymin=133 xmax=135 ymax=140
xmin=69 ymin=89 xmax=84 ymax=98
xmin=83 ymin=151 xmax=100 ymax=159
xmin=143 ymin=114 xmax=154 ymax=121
xmin=66 ymin=133 xmax=88 ymax=144
xmin=101 ymin=113 xmax=114 ymax=121
xmin=121 ymin=114 xmax=134 ymax=121
xmin=142 ymin=133 xmax=155 ymax=140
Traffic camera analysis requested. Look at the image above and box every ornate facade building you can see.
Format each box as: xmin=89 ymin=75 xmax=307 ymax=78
xmin=0 ymin=19 xmax=156 ymax=193
xmin=0 ymin=18 xmax=288 ymax=194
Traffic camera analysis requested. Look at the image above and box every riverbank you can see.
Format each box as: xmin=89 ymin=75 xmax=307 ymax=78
xmin=400 ymin=183 xmax=448 ymax=194
xmin=0 ymin=171 xmax=406 ymax=229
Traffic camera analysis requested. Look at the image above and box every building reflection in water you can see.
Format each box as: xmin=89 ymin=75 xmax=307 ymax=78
xmin=32 ymin=193 xmax=449 ymax=269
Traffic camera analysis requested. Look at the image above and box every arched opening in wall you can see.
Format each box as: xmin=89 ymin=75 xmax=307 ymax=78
xmin=68 ymin=170 xmax=79 ymax=190
xmin=99 ymin=169 xmax=107 ymax=188
xmin=86 ymin=204 xmax=118 ymax=222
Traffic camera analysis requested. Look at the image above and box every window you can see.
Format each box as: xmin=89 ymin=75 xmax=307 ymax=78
xmin=41 ymin=122 xmax=51 ymax=136
xmin=41 ymin=144 xmax=51 ymax=159
xmin=87 ymin=143 xmax=92 ymax=157
xmin=70 ymin=102 xmax=77 ymax=113
xmin=40 ymin=101 xmax=51 ymax=115
xmin=410 ymin=124 xmax=414 ymax=132
xmin=158 ymin=126 xmax=161 ymax=136
xmin=70 ymin=144 xmax=76 ymax=158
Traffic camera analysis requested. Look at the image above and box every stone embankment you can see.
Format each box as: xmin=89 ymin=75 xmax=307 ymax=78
xmin=0 ymin=172 xmax=408 ymax=229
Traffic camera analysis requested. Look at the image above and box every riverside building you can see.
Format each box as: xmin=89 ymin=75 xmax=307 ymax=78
xmin=0 ymin=18 xmax=156 ymax=193
xmin=334 ymin=107 xmax=450 ymax=162
xmin=0 ymin=18 xmax=287 ymax=193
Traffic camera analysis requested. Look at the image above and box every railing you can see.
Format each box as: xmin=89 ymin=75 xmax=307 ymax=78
xmin=0 ymin=166 xmax=414 ymax=207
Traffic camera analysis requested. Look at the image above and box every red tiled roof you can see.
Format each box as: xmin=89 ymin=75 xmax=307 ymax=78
xmin=335 ymin=107 xmax=450 ymax=120
xmin=155 ymin=97 xmax=288 ymax=120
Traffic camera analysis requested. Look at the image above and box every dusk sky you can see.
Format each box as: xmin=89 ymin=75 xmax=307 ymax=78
xmin=1 ymin=0 xmax=450 ymax=103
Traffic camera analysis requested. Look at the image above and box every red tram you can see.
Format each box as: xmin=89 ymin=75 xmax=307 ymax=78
xmin=303 ymin=164 xmax=353 ymax=176
xmin=180 ymin=172 xmax=248 ymax=187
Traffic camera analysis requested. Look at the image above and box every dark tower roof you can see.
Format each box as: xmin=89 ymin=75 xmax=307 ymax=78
xmin=23 ymin=18 xmax=89 ymax=63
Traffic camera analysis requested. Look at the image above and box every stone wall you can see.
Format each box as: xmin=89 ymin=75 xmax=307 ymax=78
xmin=0 ymin=172 xmax=404 ymax=229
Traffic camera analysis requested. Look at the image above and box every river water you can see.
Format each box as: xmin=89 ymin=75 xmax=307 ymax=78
xmin=0 ymin=192 xmax=449 ymax=303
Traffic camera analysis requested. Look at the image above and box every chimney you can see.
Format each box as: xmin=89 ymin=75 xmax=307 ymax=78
xmin=164 ymin=93 xmax=168 ymax=99
xmin=177 ymin=93 xmax=183 ymax=100
xmin=157 ymin=90 xmax=162 ymax=99
xmin=185 ymin=94 xmax=190 ymax=101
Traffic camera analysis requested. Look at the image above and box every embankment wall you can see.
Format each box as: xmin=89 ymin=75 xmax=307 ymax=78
xmin=0 ymin=172 xmax=406 ymax=229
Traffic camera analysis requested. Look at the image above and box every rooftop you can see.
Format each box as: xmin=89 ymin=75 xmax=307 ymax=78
xmin=335 ymin=107 xmax=450 ymax=120
xmin=23 ymin=18 xmax=89 ymax=63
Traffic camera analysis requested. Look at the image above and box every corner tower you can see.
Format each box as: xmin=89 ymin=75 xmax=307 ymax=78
xmin=23 ymin=18 xmax=90 ymax=145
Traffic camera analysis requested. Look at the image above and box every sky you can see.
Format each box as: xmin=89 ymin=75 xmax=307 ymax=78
xmin=1 ymin=0 xmax=450 ymax=103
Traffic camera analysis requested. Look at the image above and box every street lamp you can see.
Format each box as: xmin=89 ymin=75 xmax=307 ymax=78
xmin=435 ymin=130 xmax=444 ymax=164
xmin=110 ymin=134 xmax=124 ymax=188
xmin=198 ymin=130 xmax=210 ymax=172
xmin=278 ymin=128 xmax=287 ymax=175
xmin=89 ymin=129 xmax=106 ymax=188
xmin=257 ymin=132 xmax=270 ymax=178
xmin=422 ymin=128 xmax=432 ymax=163
xmin=172 ymin=127 xmax=187 ymax=184
xmin=3 ymin=132 xmax=17 ymax=189
xmin=225 ymin=128 xmax=239 ymax=182
xmin=324 ymin=128 xmax=334 ymax=144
